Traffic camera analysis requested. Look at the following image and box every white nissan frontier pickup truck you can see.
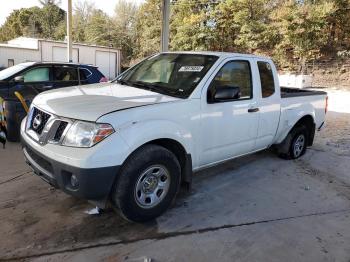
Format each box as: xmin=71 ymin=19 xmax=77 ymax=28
xmin=21 ymin=52 xmax=327 ymax=222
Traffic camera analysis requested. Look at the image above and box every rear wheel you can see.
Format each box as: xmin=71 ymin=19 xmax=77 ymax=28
xmin=279 ymin=125 xmax=308 ymax=160
xmin=112 ymin=144 xmax=181 ymax=222
xmin=292 ymin=133 xmax=306 ymax=158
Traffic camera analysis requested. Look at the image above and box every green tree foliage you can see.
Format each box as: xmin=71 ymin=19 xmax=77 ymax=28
xmin=170 ymin=0 xmax=216 ymax=51
xmin=72 ymin=1 xmax=97 ymax=43
xmin=271 ymin=0 xmax=336 ymax=69
xmin=39 ymin=4 xmax=66 ymax=39
xmin=0 ymin=7 xmax=43 ymax=41
xmin=134 ymin=0 xmax=162 ymax=58
xmin=213 ymin=0 xmax=277 ymax=53
xmin=1 ymin=0 xmax=350 ymax=68
xmin=0 ymin=4 xmax=65 ymax=42
xmin=324 ymin=0 xmax=350 ymax=51
xmin=112 ymin=0 xmax=138 ymax=64
xmin=84 ymin=9 xmax=112 ymax=46
xmin=167 ymin=0 xmax=349 ymax=69
xmin=72 ymin=0 xmax=138 ymax=65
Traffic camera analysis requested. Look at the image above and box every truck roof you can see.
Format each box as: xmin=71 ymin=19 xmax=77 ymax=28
xmin=162 ymin=51 xmax=270 ymax=60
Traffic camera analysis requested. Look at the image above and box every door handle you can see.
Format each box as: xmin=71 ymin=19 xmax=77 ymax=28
xmin=43 ymin=85 xmax=53 ymax=89
xmin=248 ymin=108 xmax=259 ymax=113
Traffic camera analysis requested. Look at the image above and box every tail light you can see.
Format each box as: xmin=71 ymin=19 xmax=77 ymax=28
xmin=99 ymin=77 xmax=108 ymax=83
xmin=325 ymin=96 xmax=328 ymax=114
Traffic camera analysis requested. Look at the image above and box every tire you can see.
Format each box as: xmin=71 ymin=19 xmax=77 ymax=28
xmin=3 ymin=101 xmax=26 ymax=142
xmin=279 ymin=125 xmax=308 ymax=160
xmin=112 ymin=144 xmax=181 ymax=222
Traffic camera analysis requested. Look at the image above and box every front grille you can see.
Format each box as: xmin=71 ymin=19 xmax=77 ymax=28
xmin=30 ymin=107 xmax=51 ymax=135
xmin=53 ymin=121 xmax=68 ymax=142
xmin=26 ymin=146 xmax=54 ymax=174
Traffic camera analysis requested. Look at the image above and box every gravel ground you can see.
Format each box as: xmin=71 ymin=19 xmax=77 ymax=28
xmin=0 ymin=88 xmax=349 ymax=262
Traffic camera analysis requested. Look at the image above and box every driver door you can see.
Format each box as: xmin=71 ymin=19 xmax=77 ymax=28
xmin=199 ymin=59 xmax=260 ymax=167
xmin=9 ymin=66 xmax=52 ymax=101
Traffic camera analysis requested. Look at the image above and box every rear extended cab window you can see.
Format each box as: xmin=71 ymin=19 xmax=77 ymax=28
xmin=257 ymin=61 xmax=275 ymax=98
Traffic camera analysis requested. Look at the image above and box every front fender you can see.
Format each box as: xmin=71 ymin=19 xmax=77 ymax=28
xmin=118 ymin=119 xmax=194 ymax=159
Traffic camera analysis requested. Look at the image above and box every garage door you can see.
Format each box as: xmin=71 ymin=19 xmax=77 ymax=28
xmin=52 ymin=47 xmax=79 ymax=63
xmin=95 ymin=51 xmax=116 ymax=80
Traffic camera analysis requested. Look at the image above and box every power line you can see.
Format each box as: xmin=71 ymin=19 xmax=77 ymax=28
xmin=170 ymin=1 xmax=222 ymax=7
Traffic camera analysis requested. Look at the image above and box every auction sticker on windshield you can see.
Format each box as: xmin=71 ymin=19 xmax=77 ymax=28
xmin=179 ymin=66 xmax=204 ymax=72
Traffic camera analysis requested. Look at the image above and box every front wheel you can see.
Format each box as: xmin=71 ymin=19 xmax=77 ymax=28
xmin=112 ymin=144 xmax=181 ymax=222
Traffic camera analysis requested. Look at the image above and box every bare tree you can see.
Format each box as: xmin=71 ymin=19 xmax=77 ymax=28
xmin=38 ymin=0 xmax=62 ymax=6
xmin=74 ymin=0 xmax=96 ymax=23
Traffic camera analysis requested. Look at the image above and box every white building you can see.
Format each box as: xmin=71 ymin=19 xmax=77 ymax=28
xmin=0 ymin=37 xmax=121 ymax=79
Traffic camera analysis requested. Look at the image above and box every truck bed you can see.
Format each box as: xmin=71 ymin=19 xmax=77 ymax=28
xmin=276 ymin=87 xmax=327 ymax=144
xmin=281 ymin=87 xmax=327 ymax=98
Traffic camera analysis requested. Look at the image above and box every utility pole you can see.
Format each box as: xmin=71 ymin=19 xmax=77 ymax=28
xmin=161 ymin=0 xmax=170 ymax=52
xmin=67 ymin=0 xmax=73 ymax=62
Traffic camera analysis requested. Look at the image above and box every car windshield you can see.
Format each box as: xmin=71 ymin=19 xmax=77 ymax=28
xmin=115 ymin=53 xmax=218 ymax=98
xmin=0 ymin=64 xmax=27 ymax=80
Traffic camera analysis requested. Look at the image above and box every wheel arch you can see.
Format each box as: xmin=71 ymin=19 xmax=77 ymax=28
xmin=143 ymin=138 xmax=193 ymax=189
xmin=292 ymin=115 xmax=315 ymax=146
xmin=116 ymin=137 xmax=193 ymax=192
xmin=275 ymin=114 xmax=315 ymax=155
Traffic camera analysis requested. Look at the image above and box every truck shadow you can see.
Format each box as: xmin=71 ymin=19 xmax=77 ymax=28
xmin=26 ymin=149 xmax=271 ymax=254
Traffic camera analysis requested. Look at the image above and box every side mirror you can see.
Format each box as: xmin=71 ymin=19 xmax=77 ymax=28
xmin=14 ymin=75 xmax=24 ymax=82
xmin=211 ymin=86 xmax=241 ymax=103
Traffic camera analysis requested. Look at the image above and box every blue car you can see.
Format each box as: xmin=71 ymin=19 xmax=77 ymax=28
xmin=0 ymin=62 xmax=107 ymax=142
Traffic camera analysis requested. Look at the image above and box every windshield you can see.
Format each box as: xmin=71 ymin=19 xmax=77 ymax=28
xmin=116 ymin=53 xmax=218 ymax=98
xmin=0 ymin=64 xmax=27 ymax=80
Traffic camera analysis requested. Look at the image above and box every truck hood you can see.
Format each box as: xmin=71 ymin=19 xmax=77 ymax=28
xmin=33 ymin=82 xmax=181 ymax=121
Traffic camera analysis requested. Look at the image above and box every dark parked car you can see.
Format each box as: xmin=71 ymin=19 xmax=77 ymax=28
xmin=0 ymin=62 xmax=107 ymax=141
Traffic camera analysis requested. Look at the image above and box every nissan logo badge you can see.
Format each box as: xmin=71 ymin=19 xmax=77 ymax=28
xmin=32 ymin=114 xmax=42 ymax=130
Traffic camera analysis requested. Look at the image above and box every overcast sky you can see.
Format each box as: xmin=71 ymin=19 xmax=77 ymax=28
xmin=0 ymin=0 xmax=145 ymax=26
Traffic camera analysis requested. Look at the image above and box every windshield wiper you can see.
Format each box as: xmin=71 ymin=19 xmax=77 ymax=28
xmin=128 ymin=81 xmax=163 ymax=93
xmin=117 ymin=80 xmax=185 ymax=98
xmin=136 ymin=81 xmax=187 ymax=98
xmin=116 ymin=79 xmax=151 ymax=90
xmin=116 ymin=79 xmax=130 ymax=85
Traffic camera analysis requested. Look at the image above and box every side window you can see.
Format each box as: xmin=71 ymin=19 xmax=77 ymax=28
xmin=54 ymin=66 xmax=78 ymax=81
xmin=23 ymin=67 xmax=50 ymax=82
xmin=258 ymin=61 xmax=275 ymax=98
xmin=79 ymin=68 xmax=92 ymax=80
xmin=208 ymin=60 xmax=252 ymax=102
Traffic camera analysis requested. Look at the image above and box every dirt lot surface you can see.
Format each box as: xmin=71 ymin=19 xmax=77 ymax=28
xmin=312 ymin=70 xmax=350 ymax=90
xmin=1 ymin=89 xmax=350 ymax=262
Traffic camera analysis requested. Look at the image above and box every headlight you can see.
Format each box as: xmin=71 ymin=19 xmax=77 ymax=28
xmin=62 ymin=121 xmax=114 ymax=148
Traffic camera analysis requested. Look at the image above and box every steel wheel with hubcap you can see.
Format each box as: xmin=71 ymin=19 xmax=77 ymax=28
xmin=134 ymin=165 xmax=171 ymax=209
xmin=293 ymin=134 xmax=305 ymax=158
xmin=112 ymin=144 xmax=181 ymax=222
xmin=278 ymin=124 xmax=309 ymax=160
xmin=289 ymin=125 xmax=308 ymax=159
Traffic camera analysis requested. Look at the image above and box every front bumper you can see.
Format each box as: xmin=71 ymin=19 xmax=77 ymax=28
xmin=21 ymin=136 xmax=120 ymax=201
